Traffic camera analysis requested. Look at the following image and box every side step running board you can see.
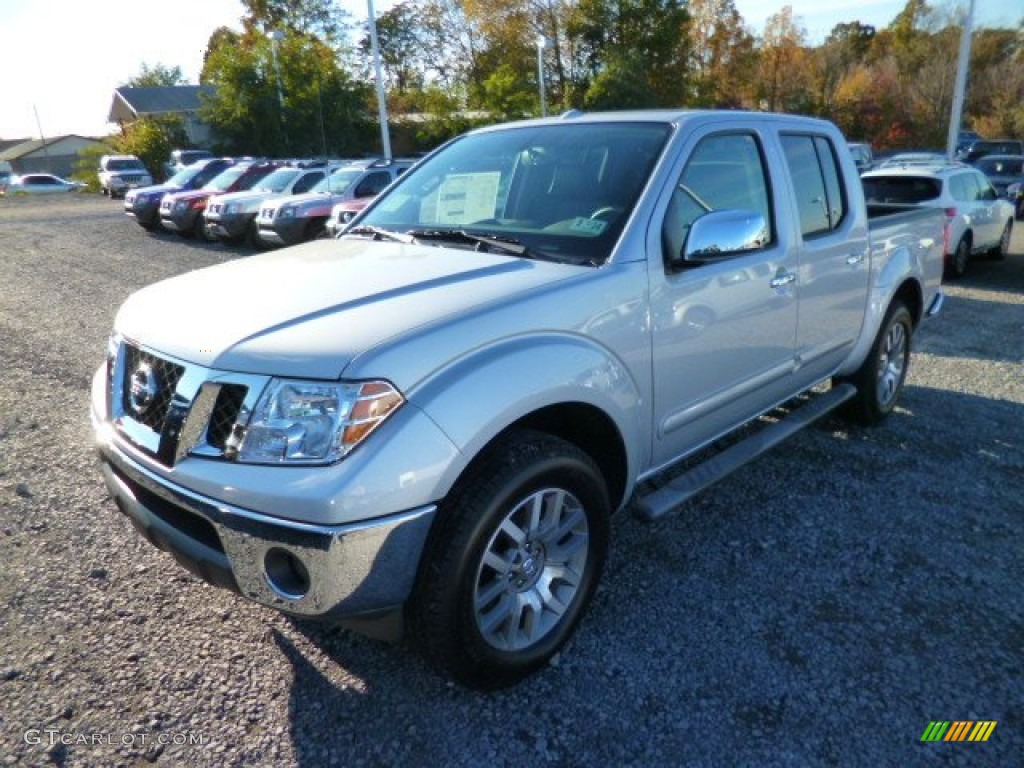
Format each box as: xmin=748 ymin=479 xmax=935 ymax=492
xmin=633 ymin=383 xmax=857 ymax=522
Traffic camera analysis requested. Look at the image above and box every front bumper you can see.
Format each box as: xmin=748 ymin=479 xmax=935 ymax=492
xmin=257 ymin=217 xmax=307 ymax=247
xmin=207 ymin=211 xmax=253 ymax=239
xmin=161 ymin=207 xmax=201 ymax=233
xmin=125 ymin=199 xmax=160 ymax=227
xmin=95 ymin=435 xmax=435 ymax=627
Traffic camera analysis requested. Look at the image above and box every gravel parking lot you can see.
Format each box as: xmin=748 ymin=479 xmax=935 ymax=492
xmin=1 ymin=194 xmax=1021 ymax=767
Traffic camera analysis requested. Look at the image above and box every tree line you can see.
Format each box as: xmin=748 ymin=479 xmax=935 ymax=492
xmin=105 ymin=0 xmax=1024 ymax=166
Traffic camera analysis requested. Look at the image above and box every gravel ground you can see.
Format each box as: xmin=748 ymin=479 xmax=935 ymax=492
xmin=1 ymin=194 xmax=1021 ymax=767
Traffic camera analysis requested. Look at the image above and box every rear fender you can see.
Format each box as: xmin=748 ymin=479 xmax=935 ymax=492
xmin=836 ymin=238 xmax=925 ymax=377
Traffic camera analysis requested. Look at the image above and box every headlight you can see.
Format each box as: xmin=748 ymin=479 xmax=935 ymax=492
xmin=224 ymin=202 xmax=240 ymax=214
xmin=233 ymin=379 xmax=403 ymax=464
xmin=341 ymin=211 xmax=356 ymax=223
xmin=277 ymin=206 xmax=295 ymax=219
xmin=174 ymin=200 xmax=188 ymax=212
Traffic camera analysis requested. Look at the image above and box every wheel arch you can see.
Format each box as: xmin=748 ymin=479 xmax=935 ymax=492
xmin=498 ymin=402 xmax=628 ymax=512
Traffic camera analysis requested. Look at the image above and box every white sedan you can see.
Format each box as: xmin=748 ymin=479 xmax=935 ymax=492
xmin=1 ymin=173 xmax=85 ymax=195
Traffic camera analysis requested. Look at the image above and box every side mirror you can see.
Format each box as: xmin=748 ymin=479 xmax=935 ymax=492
xmin=681 ymin=209 xmax=769 ymax=264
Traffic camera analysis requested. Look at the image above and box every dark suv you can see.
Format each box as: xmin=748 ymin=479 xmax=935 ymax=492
xmin=959 ymin=139 xmax=1024 ymax=164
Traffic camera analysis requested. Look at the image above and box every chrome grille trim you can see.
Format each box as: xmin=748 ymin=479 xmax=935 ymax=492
xmin=109 ymin=340 xmax=268 ymax=467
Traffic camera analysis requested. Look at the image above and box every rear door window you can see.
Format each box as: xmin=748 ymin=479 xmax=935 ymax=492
xmin=780 ymin=134 xmax=847 ymax=237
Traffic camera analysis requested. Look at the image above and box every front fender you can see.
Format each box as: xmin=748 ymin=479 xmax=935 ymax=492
xmin=408 ymin=333 xmax=647 ymax=504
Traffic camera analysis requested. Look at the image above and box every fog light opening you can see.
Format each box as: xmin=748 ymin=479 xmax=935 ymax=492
xmin=264 ymin=548 xmax=310 ymax=600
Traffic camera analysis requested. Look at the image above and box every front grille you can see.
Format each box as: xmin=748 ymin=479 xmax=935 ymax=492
xmin=207 ymin=385 xmax=248 ymax=449
xmin=260 ymin=207 xmax=274 ymax=220
xmin=121 ymin=345 xmax=185 ymax=431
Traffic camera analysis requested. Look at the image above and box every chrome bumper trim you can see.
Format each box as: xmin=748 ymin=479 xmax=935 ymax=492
xmin=96 ymin=435 xmax=436 ymax=619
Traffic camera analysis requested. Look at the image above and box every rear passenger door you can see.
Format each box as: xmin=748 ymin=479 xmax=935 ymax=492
xmin=779 ymin=132 xmax=870 ymax=383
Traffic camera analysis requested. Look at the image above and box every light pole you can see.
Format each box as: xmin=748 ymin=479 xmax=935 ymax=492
xmin=536 ymin=36 xmax=547 ymax=117
xmin=368 ymin=0 xmax=392 ymax=160
xmin=945 ymin=0 xmax=975 ymax=161
xmin=269 ymin=30 xmax=287 ymax=149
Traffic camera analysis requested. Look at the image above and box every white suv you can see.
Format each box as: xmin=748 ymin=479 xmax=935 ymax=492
xmin=98 ymin=155 xmax=153 ymax=199
xmin=862 ymin=163 xmax=1015 ymax=278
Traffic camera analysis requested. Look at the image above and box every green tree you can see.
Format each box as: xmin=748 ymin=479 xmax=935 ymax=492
xmin=121 ymin=62 xmax=188 ymax=88
xmin=239 ymin=0 xmax=351 ymax=44
xmin=572 ymin=0 xmax=691 ymax=108
xmin=200 ymin=27 xmax=370 ymax=157
xmin=72 ymin=142 xmax=117 ymax=192
xmin=116 ymin=116 xmax=186 ymax=181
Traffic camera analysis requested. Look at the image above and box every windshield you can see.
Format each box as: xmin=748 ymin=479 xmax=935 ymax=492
xmin=254 ymin=168 xmax=301 ymax=192
xmin=168 ymin=164 xmax=207 ymax=186
xmin=204 ymin=166 xmax=248 ymax=191
xmin=179 ymin=151 xmax=212 ymax=165
xmin=312 ymin=168 xmax=363 ymax=194
xmin=354 ymin=122 xmax=672 ymax=265
xmin=108 ymin=159 xmax=145 ymax=171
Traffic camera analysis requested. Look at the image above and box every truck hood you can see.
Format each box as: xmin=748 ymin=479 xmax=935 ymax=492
xmin=115 ymin=238 xmax=585 ymax=380
xmin=210 ymin=189 xmax=284 ymax=208
xmin=265 ymin=190 xmax=337 ymax=211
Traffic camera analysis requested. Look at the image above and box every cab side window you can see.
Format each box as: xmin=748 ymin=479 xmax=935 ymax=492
xmin=662 ymin=133 xmax=773 ymax=265
xmin=780 ymin=134 xmax=847 ymax=237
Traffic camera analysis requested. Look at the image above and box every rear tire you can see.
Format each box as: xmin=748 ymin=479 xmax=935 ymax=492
xmin=992 ymin=220 xmax=1012 ymax=260
xmin=837 ymin=300 xmax=913 ymax=426
xmin=947 ymin=236 xmax=970 ymax=279
xmin=408 ymin=430 xmax=610 ymax=689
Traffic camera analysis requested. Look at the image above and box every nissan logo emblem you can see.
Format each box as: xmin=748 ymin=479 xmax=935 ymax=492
xmin=129 ymin=362 xmax=159 ymax=416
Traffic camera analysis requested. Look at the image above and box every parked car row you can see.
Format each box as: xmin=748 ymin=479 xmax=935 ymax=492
xmin=123 ymin=156 xmax=417 ymax=249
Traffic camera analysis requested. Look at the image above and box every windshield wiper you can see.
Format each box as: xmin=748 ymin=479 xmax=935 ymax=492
xmin=345 ymin=225 xmax=416 ymax=244
xmin=407 ymin=228 xmax=529 ymax=257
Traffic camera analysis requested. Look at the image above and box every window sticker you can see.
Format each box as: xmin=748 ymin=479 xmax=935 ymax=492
xmin=429 ymin=172 xmax=502 ymax=225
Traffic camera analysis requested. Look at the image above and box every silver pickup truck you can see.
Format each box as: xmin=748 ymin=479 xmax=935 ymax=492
xmin=91 ymin=111 xmax=944 ymax=688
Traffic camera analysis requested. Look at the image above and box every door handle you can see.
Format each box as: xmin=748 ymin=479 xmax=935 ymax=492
xmin=770 ymin=271 xmax=797 ymax=288
xmin=846 ymin=251 xmax=866 ymax=266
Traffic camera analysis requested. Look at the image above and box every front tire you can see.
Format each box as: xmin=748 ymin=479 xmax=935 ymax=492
xmin=838 ymin=300 xmax=913 ymax=426
xmin=408 ymin=430 xmax=610 ymax=689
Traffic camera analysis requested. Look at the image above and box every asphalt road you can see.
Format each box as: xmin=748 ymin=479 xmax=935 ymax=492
xmin=1 ymin=194 xmax=1021 ymax=767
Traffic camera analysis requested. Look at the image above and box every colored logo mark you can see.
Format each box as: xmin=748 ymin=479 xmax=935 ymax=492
xmin=921 ymin=721 xmax=997 ymax=742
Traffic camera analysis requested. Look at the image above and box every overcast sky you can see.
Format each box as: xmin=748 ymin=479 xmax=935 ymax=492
xmin=0 ymin=0 xmax=1015 ymax=141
